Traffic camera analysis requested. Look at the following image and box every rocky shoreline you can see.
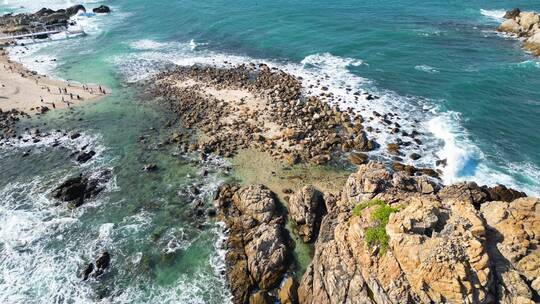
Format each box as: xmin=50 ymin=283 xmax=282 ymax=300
xmin=497 ymin=8 xmax=540 ymax=56
xmin=213 ymin=162 xmax=537 ymax=304
xmin=148 ymin=63 xmax=539 ymax=303
xmin=150 ymin=64 xmax=439 ymax=178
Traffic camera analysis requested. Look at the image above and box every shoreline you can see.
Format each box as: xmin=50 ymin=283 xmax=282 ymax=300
xmin=0 ymin=47 xmax=108 ymax=115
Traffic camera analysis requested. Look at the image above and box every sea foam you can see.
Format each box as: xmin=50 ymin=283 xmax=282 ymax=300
xmin=480 ymin=9 xmax=506 ymax=21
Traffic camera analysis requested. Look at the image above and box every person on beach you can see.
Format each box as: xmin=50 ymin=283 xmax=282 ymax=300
xmin=70 ymin=93 xmax=73 ymax=99
xmin=52 ymin=102 xmax=56 ymax=109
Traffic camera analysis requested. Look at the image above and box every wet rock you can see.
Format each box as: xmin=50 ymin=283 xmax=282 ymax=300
xmin=76 ymin=150 xmax=96 ymax=163
xmin=409 ymin=152 xmax=421 ymax=160
xmin=82 ymin=251 xmax=111 ymax=280
xmin=66 ymin=4 xmax=86 ymax=16
xmin=53 ymin=169 xmax=111 ymax=208
xmin=143 ymin=163 xmax=158 ymax=172
xmin=92 ymin=5 xmax=111 ymax=13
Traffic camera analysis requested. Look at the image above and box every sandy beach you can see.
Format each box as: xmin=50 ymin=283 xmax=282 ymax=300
xmin=0 ymin=50 xmax=107 ymax=114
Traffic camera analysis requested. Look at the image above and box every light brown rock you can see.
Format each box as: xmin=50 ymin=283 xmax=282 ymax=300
xmin=288 ymin=186 xmax=324 ymax=242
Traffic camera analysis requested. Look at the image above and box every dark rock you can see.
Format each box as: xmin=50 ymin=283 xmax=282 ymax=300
xmin=82 ymin=262 xmax=94 ymax=281
xmin=53 ymin=169 xmax=111 ymax=208
xmin=66 ymin=4 xmax=86 ymax=16
xmin=92 ymin=5 xmax=111 ymax=13
xmin=504 ymin=8 xmax=520 ymax=19
xmin=143 ymin=164 xmax=158 ymax=172
xmin=409 ymin=153 xmax=421 ymax=160
xmin=76 ymin=150 xmax=96 ymax=163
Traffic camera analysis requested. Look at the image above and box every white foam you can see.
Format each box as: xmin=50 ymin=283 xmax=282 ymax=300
xmin=415 ymin=64 xmax=439 ymax=73
xmin=480 ymin=9 xmax=506 ymax=21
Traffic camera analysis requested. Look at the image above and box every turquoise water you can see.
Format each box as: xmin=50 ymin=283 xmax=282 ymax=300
xmin=0 ymin=0 xmax=539 ymax=303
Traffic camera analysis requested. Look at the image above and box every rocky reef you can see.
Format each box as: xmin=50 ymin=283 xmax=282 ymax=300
xmin=214 ymin=161 xmax=537 ymax=303
xmin=497 ymin=8 xmax=540 ymax=56
xmin=0 ymin=4 xmax=110 ymax=36
xmin=150 ymin=64 xmax=439 ymax=179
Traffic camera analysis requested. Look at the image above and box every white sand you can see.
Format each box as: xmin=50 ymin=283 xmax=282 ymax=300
xmin=0 ymin=51 xmax=107 ymax=114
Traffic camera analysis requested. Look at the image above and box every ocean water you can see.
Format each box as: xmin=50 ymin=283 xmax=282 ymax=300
xmin=0 ymin=0 xmax=539 ymax=303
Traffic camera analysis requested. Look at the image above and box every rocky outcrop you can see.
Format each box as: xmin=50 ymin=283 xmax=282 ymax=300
xmin=498 ymin=9 xmax=540 ymax=56
xmin=481 ymin=198 xmax=540 ymax=302
xmin=82 ymin=251 xmax=111 ymax=280
xmin=92 ymin=5 xmax=111 ymax=14
xmin=214 ymin=184 xmax=292 ymax=303
xmin=0 ymin=5 xmax=84 ymax=34
xmin=150 ymin=64 xmax=378 ymax=165
xmin=288 ymin=186 xmax=325 ymax=242
xmin=52 ymin=169 xmax=111 ymax=208
xmin=297 ymin=162 xmax=539 ymax=303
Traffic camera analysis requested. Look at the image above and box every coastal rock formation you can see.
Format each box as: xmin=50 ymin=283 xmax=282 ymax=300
xmin=0 ymin=108 xmax=29 ymax=140
xmin=288 ymin=185 xmax=325 ymax=242
xmin=151 ymin=64 xmax=436 ymax=179
xmin=82 ymin=251 xmax=111 ymax=280
xmin=214 ymin=184 xmax=292 ymax=303
xmin=93 ymin=5 xmax=111 ymax=14
xmin=481 ymin=198 xmax=540 ymax=301
xmin=52 ymin=169 xmax=111 ymax=208
xmin=297 ymin=161 xmax=539 ymax=303
xmin=151 ymin=64 xmax=376 ymax=165
xmin=0 ymin=5 xmax=84 ymax=35
xmin=498 ymin=9 xmax=540 ymax=56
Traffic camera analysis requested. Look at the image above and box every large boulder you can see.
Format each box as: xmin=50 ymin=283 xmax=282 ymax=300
xmin=215 ymin=184 xmax=291 ymax=303
xmin=288 ymin=186 xmax=325 ymax=242
xmin=497 ymin=19 xmax=521 ymax=35
xmin=245 ymin=223 xmax=289 ymax=289
xmin=525 ymin=32 xmax=540 ymax=56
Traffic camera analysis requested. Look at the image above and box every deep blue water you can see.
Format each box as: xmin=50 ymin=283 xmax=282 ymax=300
xmin=0 ymin=0 xmax=539 ymax=303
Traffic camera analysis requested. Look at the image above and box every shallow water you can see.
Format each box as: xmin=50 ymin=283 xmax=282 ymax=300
xmin=0 ymin=0 xmax=539 ymax=303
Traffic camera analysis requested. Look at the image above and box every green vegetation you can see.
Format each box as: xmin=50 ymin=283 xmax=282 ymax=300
xmin=364 ymin=226 xmax=389 ymax=253
xmin=351 ymin=198 xmax=386 ymax=217
xmin=351 ymin=199 xmax=399 ymax=255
